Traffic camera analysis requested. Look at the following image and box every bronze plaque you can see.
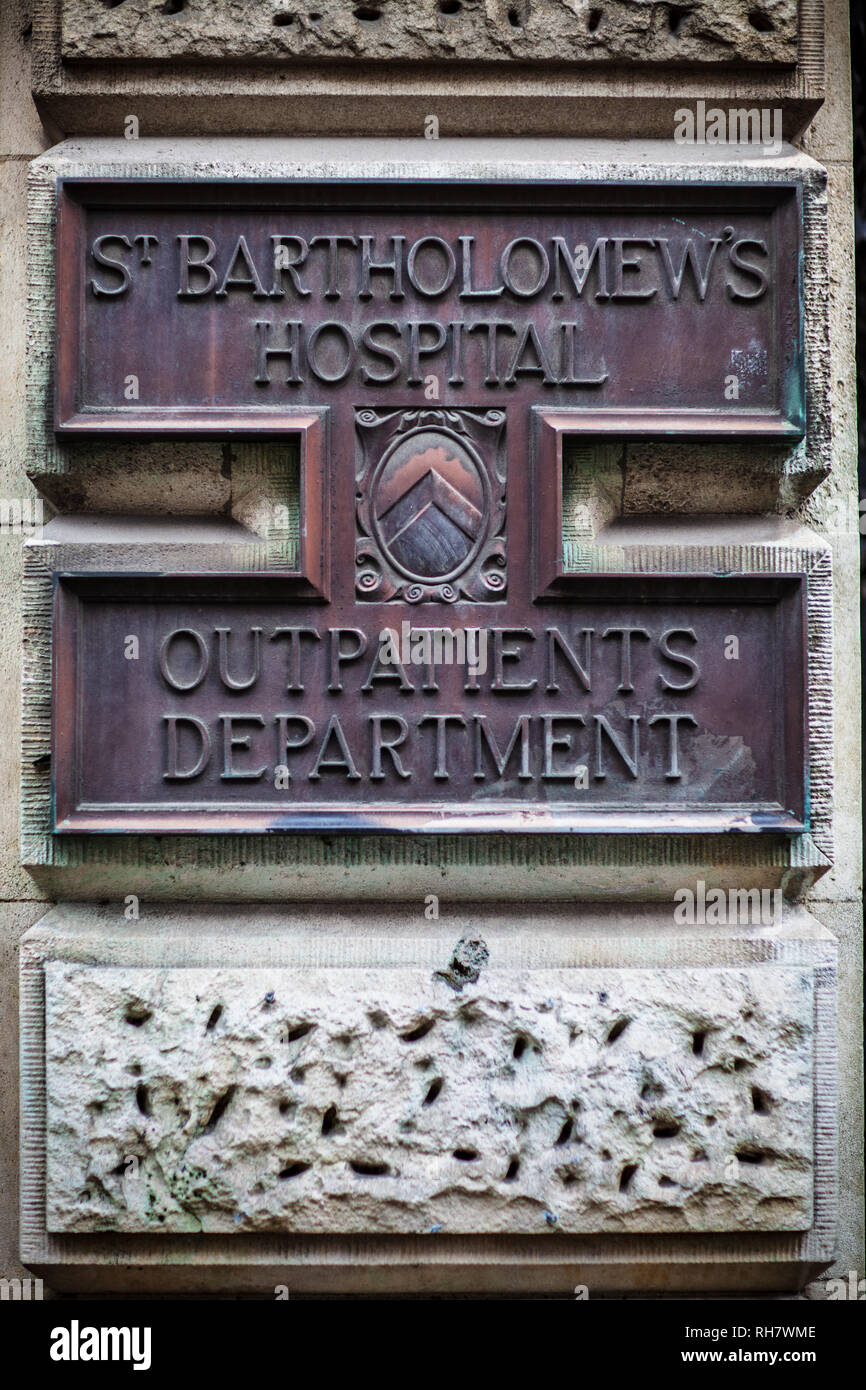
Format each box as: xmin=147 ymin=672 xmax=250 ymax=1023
xmin=52 ymin=569 xmax=807 ymax=835
xmin=55 ymin=180 xmax=804 ymax=438
xmin=50 ymin=179 xmax=808 ymax=836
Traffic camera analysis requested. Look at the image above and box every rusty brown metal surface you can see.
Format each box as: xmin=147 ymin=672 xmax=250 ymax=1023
xmin=55 ymin=180 xmax=804 ymax=439
xmin=52 ymin=569 xmax=807 ymax=835
xmin=49 ymin=178 xmax=808 ymax=837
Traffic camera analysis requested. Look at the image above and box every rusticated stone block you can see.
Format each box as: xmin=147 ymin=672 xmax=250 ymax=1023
xmin=59 ymin=0 xmax=799 ymax=67
xmin=45 ymin=962 xmax=814 ymax=1235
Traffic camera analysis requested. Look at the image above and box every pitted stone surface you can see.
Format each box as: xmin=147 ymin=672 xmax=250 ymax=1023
xmin=44 ymin=963 xmax=814 ymax=1235
xmin=60 ymin=0 xmax=799 ymax=67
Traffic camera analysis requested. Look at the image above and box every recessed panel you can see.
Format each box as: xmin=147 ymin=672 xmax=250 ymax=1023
xmin=44 ymin=962 xmax=814 ymax=1236
xmin=51 ymin=571 xmax=807 ymax=834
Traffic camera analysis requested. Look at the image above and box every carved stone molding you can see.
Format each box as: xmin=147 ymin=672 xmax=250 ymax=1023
xmin=30 ymin=3 xmax=824 ymax=137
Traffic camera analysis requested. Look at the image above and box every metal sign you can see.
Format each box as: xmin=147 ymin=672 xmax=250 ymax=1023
xmin=50 ymin=178 xmax=808 ymax=836
xmin=52 ymin=569 xmax=807 ymax=835
xmin=55 ymin=180 xmax=804 ymax=438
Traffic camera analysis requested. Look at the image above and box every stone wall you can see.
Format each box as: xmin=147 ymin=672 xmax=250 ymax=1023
xmin=19 ymin=905 xmax=838 ymax=1292
xmin=58 ymin=0 xmax=801 ymax=67
xmin=31 ymin=0 xmax=826 ymax=137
